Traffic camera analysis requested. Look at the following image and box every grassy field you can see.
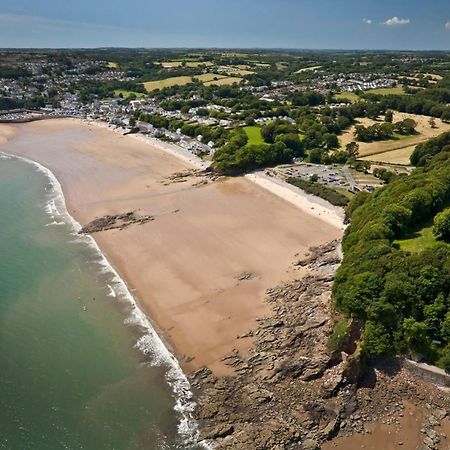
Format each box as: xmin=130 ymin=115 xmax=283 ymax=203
xmin=276 ymin=62 xmax=289 ymax=70
xmin=365 ymin=86 xmax=405 ymax=96
xmin=395 ymin=226 xmax=437 ymax=253
xmin=334 ymin=92 xmax=360 ymax=103
xmin=159 ymin=61 xmax=213 ymax=68
xmin=218 ymin=66 xmax=254 ymax=76
xmin=144 ymin=76 xmax=194 ymax=91
xmin=114 ymin=89 xmax=145 ymax=98
xmin=339 ymin=112 xmax=450 ymax=165
xmin=143 ymin=73 xmax=234 ymax=91
xmin=243 ymin=126 xmax=265 ymax=145
xmin=360 ymin=145 xmax=416 ymax=165
xmin=203 ymin=76 xmax=243 ymax=86
xmin=107 ymin=62 xmax=118 ymax=69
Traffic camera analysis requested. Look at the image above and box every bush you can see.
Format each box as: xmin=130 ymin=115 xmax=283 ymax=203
xmin=327 ymin=320 xmax=350 ymax=354
xmin=363 ymin=321 xmax=391 ymax=358
xmin=286 ymin=177 xmax=349 ymax=207
xmin=433 ymin=208 xmax=450 ymax=241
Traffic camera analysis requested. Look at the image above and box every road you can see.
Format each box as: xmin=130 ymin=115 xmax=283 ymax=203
xmin=343 ymin=165 xmax=357 ymax=190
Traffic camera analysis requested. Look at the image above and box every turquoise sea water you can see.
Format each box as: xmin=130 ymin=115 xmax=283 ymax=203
xmin=0 ymin=155 xmax=198 ymax=450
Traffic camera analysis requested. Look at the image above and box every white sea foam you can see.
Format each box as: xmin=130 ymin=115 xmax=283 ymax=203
xmin=45 ymin=220 xmax=65 ymax=227
xmin=106 ymin=284 xmax=117 ymax=298
xmin=0 ymin=151 xmax=209 ymax=449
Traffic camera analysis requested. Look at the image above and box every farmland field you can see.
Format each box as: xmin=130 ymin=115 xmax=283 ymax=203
xmin=143 ymin=73 xmax=234 ymax=91
xmin=339 ymin=112 xmax=450 ymax=164
xmin=159 ymin=61 xmax=213 ymax=68
xmin=359 ymin=146 xmax=416 ymax=165
xmin=203 ymin=76 xmax=243 ymax=86
xmin=218 ymin=66 xmax=254 ymax=76
xmin=334 ymin=92 xmax=360 ymax=103
xmin=365 ymin=86 xmax=405 ymax=95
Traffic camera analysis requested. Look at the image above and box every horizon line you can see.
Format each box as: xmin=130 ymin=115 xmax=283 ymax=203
xmin=1 ymin=46 xmax=450 ymax=52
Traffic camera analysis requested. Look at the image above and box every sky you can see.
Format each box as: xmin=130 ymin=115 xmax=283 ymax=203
xmin=0 ymin=0 xmax=450 ymax=50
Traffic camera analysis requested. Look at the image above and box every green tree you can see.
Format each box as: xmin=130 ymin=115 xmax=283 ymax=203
xmin=437 ymin=345 xmax=450 ymax=372
xmin=441 ymin=311 xmax=450 ymax=341
xmin=433 ymin=208 xmax=450 ymax=241
xmin=363 ymin=321 xmax=391 ymax=358
xmin=308 ymin=148 xmax=322 ymax=164
xmin=275 ymin=133 xmax=304 ymax=156
xmin=346 ymin=141 xmax=359 ymax=158
xmin=382 ymin=204 xmax=412 ymax=235
xmin=323 ymin=133 xmax=339 ymax=149
xmin=385 ymin=110 xmax=394 ymax=123
xmin=442 ymin=110 xmax=450 ymax=123
xmin=402 ymin=318 xmax=430 ymax=354
xmin=366 ymin=103 xmax=381 ymax=120
xmin=424 ymin=294 xmax=447 ymax=338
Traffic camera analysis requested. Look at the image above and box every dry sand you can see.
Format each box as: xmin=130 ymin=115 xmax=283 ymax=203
xmin=246 ymin=172 xmax=346 ymax=230
xmin=0 ymin=119 xmax=342 ymax=375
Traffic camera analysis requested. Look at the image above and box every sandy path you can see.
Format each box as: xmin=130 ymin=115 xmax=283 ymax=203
xmin=0 ymin=119 xmax=342 ymax=375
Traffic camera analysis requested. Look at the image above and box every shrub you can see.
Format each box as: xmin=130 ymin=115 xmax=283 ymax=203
xmin=433 ymin=208 xmax=450 ymax=241
xmin=286 ymin=177 xmax=349 ymax=207
xmin=327 ymin=320 xmax=350 ymax=354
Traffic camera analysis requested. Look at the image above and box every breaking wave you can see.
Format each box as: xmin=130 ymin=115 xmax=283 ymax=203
xmin=0 ymin=151 xmax=209 ymax=449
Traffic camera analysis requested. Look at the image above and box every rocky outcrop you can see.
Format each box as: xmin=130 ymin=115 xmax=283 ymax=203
xmin=163 ymin=169 xmax=223 ymax=186
xmin=79 ymin=211 xmax=154 ymax=234
xmin=191 ymin=240 xmax=355 ymax=449
xmin=191 ymin=241 xmax=450 ymax=449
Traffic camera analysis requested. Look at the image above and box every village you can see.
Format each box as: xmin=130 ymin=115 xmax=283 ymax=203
xmin=0 ymin=49 xmax=448 ymax=198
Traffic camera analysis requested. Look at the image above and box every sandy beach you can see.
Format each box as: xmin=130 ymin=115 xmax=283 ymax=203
xmin=0 ymin=119 xmax=342 ymax=375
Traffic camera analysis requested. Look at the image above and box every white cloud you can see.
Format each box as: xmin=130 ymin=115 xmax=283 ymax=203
xmin=446 ymin=21 xmax=450 ymax=30
xmin=363 ymin=18 xmax=372 ymax=25
xmin=382 ymin=17 xmax=411 ymax=26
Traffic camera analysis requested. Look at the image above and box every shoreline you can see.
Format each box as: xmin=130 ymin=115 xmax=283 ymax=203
xmin=82 ymin=119 xmax=346 ymax=229
xmin=0 ymin=118 xmax=344 ymax=445
xmin=80 ymin=118 xmax=211 ymax=170
xmin=19 ymin=116 xmax=347 ymax=229
xmin=245 ymin=171 xmax=346 ymax=230
xmin=0 ymin=150 xmax=204 ymax=448
xmin=0 ymin=119 xmax=344 ymax=374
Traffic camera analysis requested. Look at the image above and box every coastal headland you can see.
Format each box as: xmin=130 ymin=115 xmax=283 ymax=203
xmin=0 ymin=118 xmax=342 ymax=376
xmin=3 ymin=119 xmax=450 ymax=449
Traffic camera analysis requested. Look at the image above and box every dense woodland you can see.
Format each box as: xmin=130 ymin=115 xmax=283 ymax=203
xmin=333 ymin=132 xmax=450 ymax=367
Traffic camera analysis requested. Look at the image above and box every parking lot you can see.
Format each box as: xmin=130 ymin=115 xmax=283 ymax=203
xmin=277 ymin=163 xmax=381 ymax=193
xmin=277 ymin=163 xmax=349 ymax=190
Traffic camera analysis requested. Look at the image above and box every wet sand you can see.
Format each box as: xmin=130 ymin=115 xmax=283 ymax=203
xmin=323 ymin=401 xmax=424 ymax=450
xmin=0 ymin=119 xmax=342 ymax=375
